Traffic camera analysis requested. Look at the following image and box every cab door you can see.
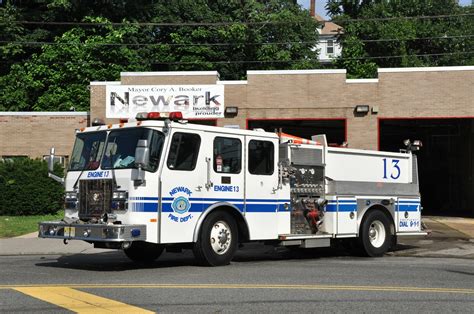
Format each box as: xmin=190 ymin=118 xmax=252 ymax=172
xmin=206 ymin=134 xmax=245 ymax=212
xmin=244 ymin=136 xmax=279 ymax=240
xmin=160 ymin=130 xmax=205 ymax=243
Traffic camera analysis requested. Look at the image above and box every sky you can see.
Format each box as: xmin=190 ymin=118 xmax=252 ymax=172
xmin=297 ymin=0 xmax=472 ymax=19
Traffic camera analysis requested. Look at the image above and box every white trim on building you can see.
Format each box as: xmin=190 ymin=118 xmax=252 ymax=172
xmin=378 ymin=66 xmax=474 ymax=73
xmin=346 ymin=79 xmax=379 ymax=84
xmin=247 ymin=69 xmax=346 ymax=75
xmin=121 ymin=71 xmax=220 ymax=77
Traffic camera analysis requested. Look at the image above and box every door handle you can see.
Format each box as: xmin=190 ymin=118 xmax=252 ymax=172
xmin=205 ymin=157 xmax=213 ymax=190
xmin=195 ymin=185 xmax=203 ymax=191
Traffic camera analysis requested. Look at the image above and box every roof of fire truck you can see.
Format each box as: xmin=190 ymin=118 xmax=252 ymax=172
xmin=81 ymin=112 xmax=280 ymax=140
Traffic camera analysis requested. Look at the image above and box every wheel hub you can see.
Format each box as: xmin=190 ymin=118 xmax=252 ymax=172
xmin=210 ymin=221 xmax=232 ymax=255
xmin=368 ymin=220 xmax=386 ymax=248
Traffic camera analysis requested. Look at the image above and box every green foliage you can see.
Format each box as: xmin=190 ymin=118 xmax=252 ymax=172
xmin=0 ymin=0 xmax=319 ymax=111
xmin=0 ymin=17 xmax=147 ymax=111
xmin=327 ymin=0 xmax=474 ymax=78
xmin=0 ymin=158 xmax=64 ymax=216
xmin=149 ymin=0 xmax=319 ymax=79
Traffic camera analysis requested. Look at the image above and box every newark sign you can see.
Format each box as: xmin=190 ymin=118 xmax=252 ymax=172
xmin=105 ymin=85 xmax=224 ymax=119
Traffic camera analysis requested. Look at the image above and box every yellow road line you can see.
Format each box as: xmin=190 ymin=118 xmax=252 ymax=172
xmin=14 ymin=287 xmax=154 ymax=314
xmin=4 ymin=283 xmax=474 ymax=295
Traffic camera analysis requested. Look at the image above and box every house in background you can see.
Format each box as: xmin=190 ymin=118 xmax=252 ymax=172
xmin=314 ymin=14 xmax=343 ymax=64
xmin=307 ymin=0 xmax=343 ymax=64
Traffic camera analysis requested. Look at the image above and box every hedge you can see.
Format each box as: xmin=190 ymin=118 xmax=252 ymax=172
xmin=0 ymin=158 xmax=64 ymax=216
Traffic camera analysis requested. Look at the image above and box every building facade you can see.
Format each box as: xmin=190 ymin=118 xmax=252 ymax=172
xmin=1 ymin=66 xmax=473 ymax=216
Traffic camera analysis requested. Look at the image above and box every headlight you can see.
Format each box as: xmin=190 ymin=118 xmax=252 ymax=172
xmin=65 ymin=191 xmax=78 ymax=200
xmin=64 ymin=191 xmax=78 ymax=210
xmin=112 ymin=191 xmax=128 ymax=211
xmin=112 ymin=191 xmax=128 ymax=200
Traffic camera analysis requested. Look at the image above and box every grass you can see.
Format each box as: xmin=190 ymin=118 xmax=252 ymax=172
xmin=0 ymin=211 xmax=64 ymax=238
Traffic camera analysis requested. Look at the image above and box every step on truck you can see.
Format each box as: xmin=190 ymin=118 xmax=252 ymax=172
xmin=39 ymin=112 xmax=427 ymax=266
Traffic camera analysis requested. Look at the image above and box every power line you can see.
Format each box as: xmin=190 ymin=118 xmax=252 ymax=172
xmin=2 ymin=13 xmax=473 ymax=27
xmin=143 ymin=51 xmax=474 ymax=64
xmin=0 ymin=34 xmax=472 ymax=47
xmin=332 ymin=13 xmax=474 ymax=23
xmin=0 ymin=51 xmax=472 ymax=66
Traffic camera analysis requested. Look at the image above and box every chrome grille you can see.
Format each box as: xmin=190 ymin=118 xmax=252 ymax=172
xmin=79 ymin=179 xmax=113 ymax=220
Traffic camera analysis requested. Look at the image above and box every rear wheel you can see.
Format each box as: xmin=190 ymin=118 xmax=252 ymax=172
xmin=193 ymin=211 xmax=238 ymax=266
xmin=123 ymin=241 xmax=164 ymax=263
xmin=359 ymin=210 xmax=391 ymax=257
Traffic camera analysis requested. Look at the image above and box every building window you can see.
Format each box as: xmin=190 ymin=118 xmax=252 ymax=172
xmin=167 ymin=132 xmax=201 ymax=171
xmin=327 ymin=39 xmax=334 ymax=55
xmin=248 ymin=140 xmax=274 ymax=175
xmin=214 ymin=137 xmax=241 ymax=174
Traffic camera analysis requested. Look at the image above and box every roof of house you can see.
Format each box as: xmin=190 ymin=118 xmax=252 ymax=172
xmin=313 ymin=14 xmax=343 ymax=35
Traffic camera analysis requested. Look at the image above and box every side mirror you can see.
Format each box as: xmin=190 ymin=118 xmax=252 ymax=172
xmin=48 ymin=147 xmax=56 ymax=172
xmin=48 ymin=147 xmax=64 ymax=185
xmin=134 ymin=139 xmax=149 ymax=168
xmin=133 ymin=140 xmax=148 ymax=186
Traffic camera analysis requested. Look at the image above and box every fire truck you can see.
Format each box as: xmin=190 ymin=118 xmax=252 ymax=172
xmin=39 ymin=112 xmax=426 ymax=266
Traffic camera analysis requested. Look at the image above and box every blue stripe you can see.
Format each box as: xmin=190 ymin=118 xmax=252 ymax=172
xmin=162 ymin=203 xmax=205 ymax=213
xmin=134 ymin=197 xmax=287 ymax=203
xmin=245 ymin=204 xmax=278 ymax=212
xmin=130 ymin=197 xmax=159 ymax=201
xmin=326 ymin=204 xmax=357 ymax=212
xmin=131 ymin=202 xmax=158 ymax=213
xmin=398 ymin=205 xmax=419 ymax=212
xmin=131 ymin=201 xmax=278 ymax=213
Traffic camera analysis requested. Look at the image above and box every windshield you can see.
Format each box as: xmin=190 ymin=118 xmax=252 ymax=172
xmin=101 ymin=128 xmax=164 ymax=172
xmin=69 ymin=132 xmax=107 ymax=171
xmin=69 ymin=128 xmax=164 ymax=172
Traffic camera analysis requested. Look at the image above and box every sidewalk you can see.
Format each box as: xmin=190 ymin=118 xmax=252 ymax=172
xmin=0 ymin=216 xmax=472 ymax=257
xmin=424 ymin=216 xmax=474 ymax=238
xmin=0 ymin=234 xmax=109 ymax=256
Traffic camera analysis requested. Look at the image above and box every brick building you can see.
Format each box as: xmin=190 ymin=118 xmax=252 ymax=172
xmin=1 ymin=66 xmax=473 ymax=216
xmin=0 ymin=112 xmax=88 ymax=161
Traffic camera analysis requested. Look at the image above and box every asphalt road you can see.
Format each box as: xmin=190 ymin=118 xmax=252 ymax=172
xmin=1 ymin=244 xmax=473 ymax=313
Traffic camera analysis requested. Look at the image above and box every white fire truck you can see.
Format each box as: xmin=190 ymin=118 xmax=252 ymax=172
xmin=39 ymin=112 xmax=426 ymax=266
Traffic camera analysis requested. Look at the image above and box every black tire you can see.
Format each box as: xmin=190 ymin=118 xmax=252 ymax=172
xmin=359 ymin=210 xmax=391 ymax=257
xmin=193 ymin=210 xmax=238 ymax=266
xmin=123 ymin=241 xmax=164 ymax=263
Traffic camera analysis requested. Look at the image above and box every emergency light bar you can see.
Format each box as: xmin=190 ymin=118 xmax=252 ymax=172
xmin=135 ymin=112 xmax=184 ymax=121
xmin=403 ymin=139 xmax=423 ymax=152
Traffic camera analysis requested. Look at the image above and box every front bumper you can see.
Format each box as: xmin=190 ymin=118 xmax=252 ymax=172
xmin=38 ymin=221 xmax=147 ymax=242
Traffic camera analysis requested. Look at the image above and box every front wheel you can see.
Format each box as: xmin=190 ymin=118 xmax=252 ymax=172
xmin=359 ymin=210 xmax=391 ymax=257
xmin=123 ymin=241 xmax=164 ymax=263
xmin=193 ymin=211 xmax=238 ymax=266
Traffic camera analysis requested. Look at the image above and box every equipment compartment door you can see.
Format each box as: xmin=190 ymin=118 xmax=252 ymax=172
xmin=397 ymin=197 xmax=422 ymax=232
xmin=336 ymin=196 xmax=358 ymax=235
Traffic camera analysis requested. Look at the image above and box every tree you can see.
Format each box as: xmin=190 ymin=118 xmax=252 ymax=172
xmin=326 ymin=0 xmax=474 ymax=78
xmin=148 ymin=0 xmax=319 ymax=79
xmin=0 ymin=0 xmax=320 ymax=111
xmin=0 ymin=17 xmax=147 ymax=111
